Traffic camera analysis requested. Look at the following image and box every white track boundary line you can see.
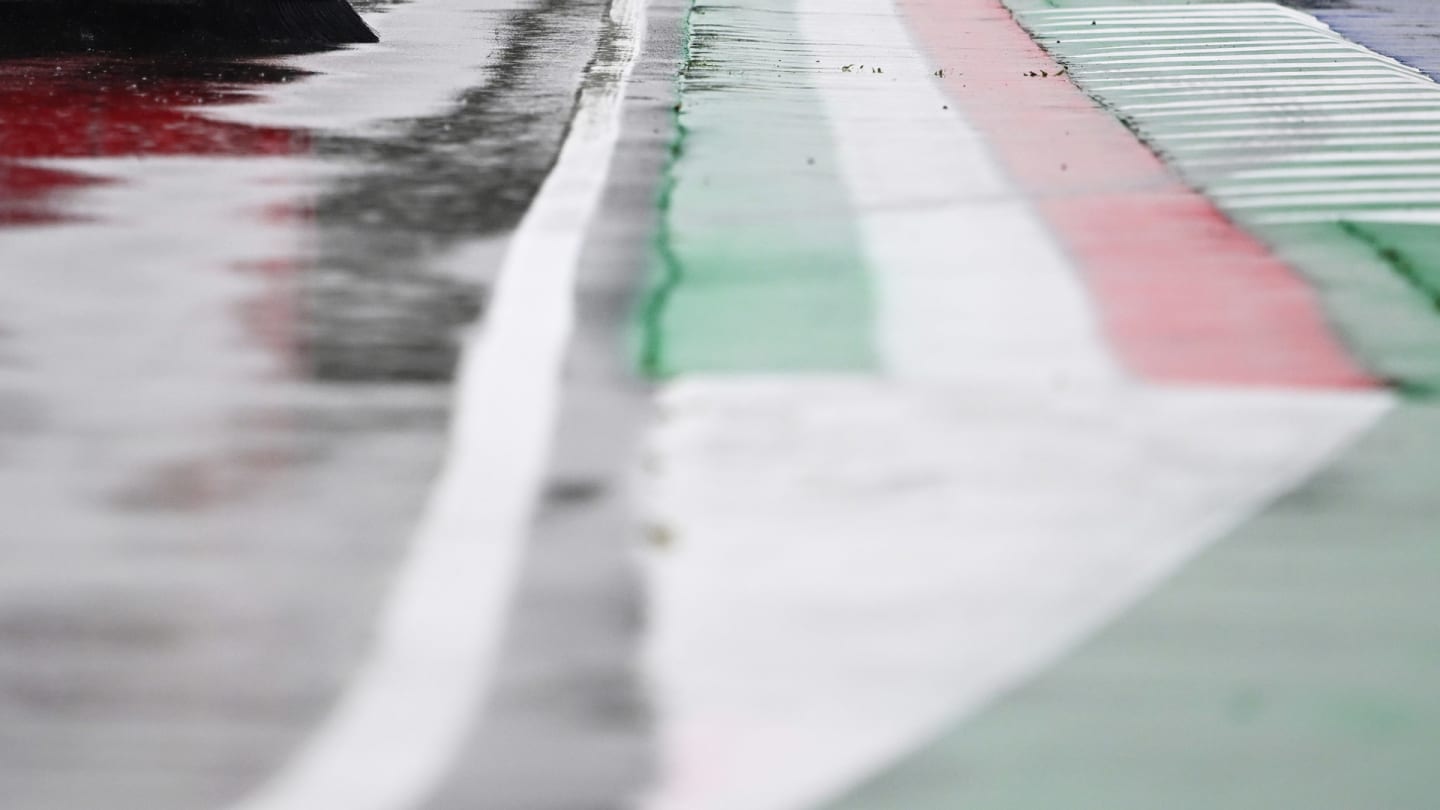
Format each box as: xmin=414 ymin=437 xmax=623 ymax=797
xmin=223 ymin=2 xmax=644 ymax=809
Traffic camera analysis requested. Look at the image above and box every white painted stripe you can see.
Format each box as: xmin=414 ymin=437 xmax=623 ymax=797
xmin=1032 ymin=3 xmax=1306 ymax=15
xmin=1084 ymin=70 xmax=1428 ymax=86
xmin=1057 ymin=37 xmax=1318 ymax=48
xmin=1105 ymin=83 xmax=1422 ymax=100
xmin=1169 ymin=125 xmax=1440 ymax=140
xmin=1161 ymin=113 xmax=1440 ymax=127
xmin=1225 ymin=191 xmax=1440 ymax=208
xmin=1033 ymin=2 xmax=1293 ymax=11
xmin=1229 ymin=165 xmax=1440 ymax=180
xmin=1255 ymin=208 xmax=1440 ymax=225
xmin=1075 ymin=61 xmax=1410 ymax=76
xmin=1038 ymin=10 xmax=1299 ymax=18
xmin=1192 ymin=149 xmax=1440 ymax=166
xmin=1074 ymin=35 xmax=1336 ymax=45
xmin=639 ymin=5 xmax=1393 ymax=810
xmin=1033 ymin=9 xmax=1323 ymax=23
xmin=1041 ymin=23 xmax=1315 ymax=33
xmin=1085 ymin=43 xmax=1352 ymax=55
xmin=1216 ymin=179 xmax=1440 ymax=195
xmin=1081 ymin=53 xmax=1375 ymax=66
xmin=1083 ymin=44 xmax=1369 ymax=58
xmin=221 ymin=2 xmax=644 ymax=809
xmin=1128 ymin=93 xmax=1434 ymax=112
xmin=1038 ymin=16 xmax=1306 ymax=24
xmin=1252 ymin=212 xmax=1440 ymax=225
xmin=1088 ymin=73 xmax=1428 ymax=89
xmin=1145 ymin=100 xmax=1440 ymax=118
xmin=1215 ymin=193 xmax=1440 ymax=207
xmin=1177 ymin=139 xmax=1440 ymax=153
xmin=1218 ymin=178 xmax=1440 ymax=193
xmin=1079 ymin=34 xmax=1341 ymax=45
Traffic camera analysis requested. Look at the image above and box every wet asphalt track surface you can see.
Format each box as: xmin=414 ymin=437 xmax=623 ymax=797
xmin=0 ymin=0 xmax=675 ymax=806
xmin=0 ymin=0 xmax=1435 ymax=807
xmin=1287 ymin=0 xmax=1440 ymax=80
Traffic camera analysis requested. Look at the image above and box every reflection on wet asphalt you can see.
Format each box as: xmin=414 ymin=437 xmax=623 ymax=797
xmin=306 ymin=0 xmax=607 ymax=381
xmin=0 ymin=58 xmax=309 ymax=224
xmin=0 ymin=1 xmax=611 ymax=807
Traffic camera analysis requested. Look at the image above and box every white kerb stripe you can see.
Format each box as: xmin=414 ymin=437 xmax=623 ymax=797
xmin=222 ymin=2 xmax=644 ymax=809
xmin=804 ymin=0 xmax=1118 ymax=385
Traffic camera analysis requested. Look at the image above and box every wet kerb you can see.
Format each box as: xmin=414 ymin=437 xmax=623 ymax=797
xmin=896 ymin=0 xmax=1379 ymax=389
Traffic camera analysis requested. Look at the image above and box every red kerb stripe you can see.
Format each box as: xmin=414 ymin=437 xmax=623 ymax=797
xmin=898 ymin=0 xmax=1379 ymax=389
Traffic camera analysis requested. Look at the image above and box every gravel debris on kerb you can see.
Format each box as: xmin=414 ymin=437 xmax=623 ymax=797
xmin=1021 ymin=2 xmax=1440 ymax=389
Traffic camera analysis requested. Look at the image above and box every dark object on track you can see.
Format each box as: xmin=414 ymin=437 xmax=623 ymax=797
xmin=0 ymin=0 xmax=378 ymax=53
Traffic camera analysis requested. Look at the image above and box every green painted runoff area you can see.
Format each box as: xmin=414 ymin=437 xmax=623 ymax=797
xmin=822 ymin=401 xmax=1440 ymax=810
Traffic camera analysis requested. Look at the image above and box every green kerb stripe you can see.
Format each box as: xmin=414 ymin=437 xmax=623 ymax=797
xmin=634 ymin=0 xmax=875 ymax=378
